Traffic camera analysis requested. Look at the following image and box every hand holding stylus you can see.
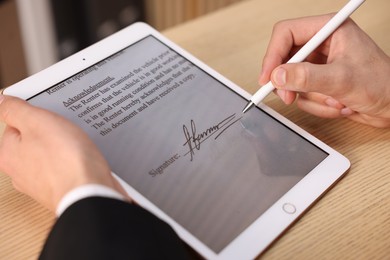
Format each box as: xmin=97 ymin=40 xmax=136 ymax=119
xmin=257 ymin=10 xmax=390 ymax=127
xmin=243 ymin=0 xmax=366 ymax=113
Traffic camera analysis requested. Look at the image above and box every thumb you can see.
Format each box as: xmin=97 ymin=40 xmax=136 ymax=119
xmin=0 ymin=95 xmax=33 ymax=129
xmin=271 ymin=62 xmax=347 ymax=97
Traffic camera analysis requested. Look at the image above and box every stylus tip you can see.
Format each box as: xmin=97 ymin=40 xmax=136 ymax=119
xmin=242 ymin=101 xmax=254 ymax=114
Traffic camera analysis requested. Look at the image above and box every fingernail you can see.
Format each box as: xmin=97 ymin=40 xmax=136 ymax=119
xmin=341 ymin=107 xmax=353 ymax=116
xmin=325 ymin=97 xmax=340 ymax=108
xmin=0 ymin=94 xmax=4 ymax=104
xmin=273 ymin=67 xmax=287 ymax=87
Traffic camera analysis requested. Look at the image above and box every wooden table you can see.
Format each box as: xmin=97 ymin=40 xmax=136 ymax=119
xmin=1 ymin=0 xmax=389 ymax=258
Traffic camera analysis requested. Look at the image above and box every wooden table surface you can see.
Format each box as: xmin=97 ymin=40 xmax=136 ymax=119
xmin=1 ymin=0 xmax=389 ymax=259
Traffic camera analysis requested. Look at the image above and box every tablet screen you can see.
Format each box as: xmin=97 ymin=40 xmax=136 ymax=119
xmin=28 ymin=35 xmax=328 ymax=253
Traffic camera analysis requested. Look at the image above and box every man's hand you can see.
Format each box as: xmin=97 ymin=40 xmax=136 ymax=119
xmin=0 ymin=95 xmax=129 ymax=212
xmin=259 ymin=15 xmax=390 ymax=128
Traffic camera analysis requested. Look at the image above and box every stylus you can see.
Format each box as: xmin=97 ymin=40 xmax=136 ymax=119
xmin=242 ymin=0 xmax=365 ymax=114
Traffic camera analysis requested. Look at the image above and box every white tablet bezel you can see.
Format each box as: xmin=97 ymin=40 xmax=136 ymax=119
xmin=4 ymin=22 xmax=350 ymax=260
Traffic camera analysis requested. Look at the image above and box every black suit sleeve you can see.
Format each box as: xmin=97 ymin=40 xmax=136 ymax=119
xmin=39 ymin=197 xmax=189 ymax=260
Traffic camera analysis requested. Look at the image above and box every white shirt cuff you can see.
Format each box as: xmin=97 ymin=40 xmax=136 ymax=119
xmin=56 ymin=184 xmax=125 ymax=217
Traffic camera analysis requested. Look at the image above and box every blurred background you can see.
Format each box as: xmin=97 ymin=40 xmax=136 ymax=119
xmin=0 ymin=0 xmax=244 ymax=88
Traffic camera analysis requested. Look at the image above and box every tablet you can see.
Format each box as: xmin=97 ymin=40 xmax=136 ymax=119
xmin=4 ymin=22 xmax=350 ymax=259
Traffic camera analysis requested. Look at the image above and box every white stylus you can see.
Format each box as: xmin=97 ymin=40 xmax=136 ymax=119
xmin=242 ymin=0 xmax=365 ymax=114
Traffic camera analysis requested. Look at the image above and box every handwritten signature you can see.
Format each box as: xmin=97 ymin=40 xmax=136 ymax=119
xmin=182 ymin=113 xmax=242 ymax=161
